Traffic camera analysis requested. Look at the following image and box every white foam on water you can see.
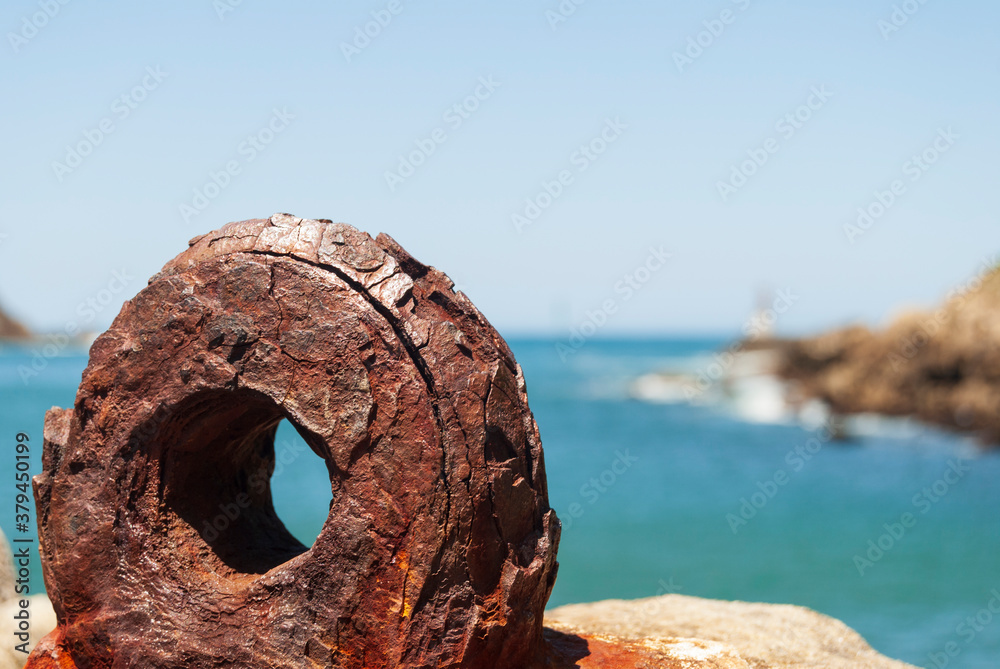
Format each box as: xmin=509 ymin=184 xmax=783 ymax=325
xmin=627 ymin=349 xmax=982 ymax=457
xmin=722 ymin=374 xmax=794 ymax=425
xmin=629 ymin=373 xmax=694 ymax=404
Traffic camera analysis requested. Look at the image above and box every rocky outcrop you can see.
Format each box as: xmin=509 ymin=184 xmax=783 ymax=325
xmin=545 ymin=594 xmax=917 ymax=668
xmin=774 ymin=265 xmax=1000 ymax=444
xmin=28 ymin=215 xmax=559 ymax=669
xmin=0 ymin=301 xmax=31 ymax=340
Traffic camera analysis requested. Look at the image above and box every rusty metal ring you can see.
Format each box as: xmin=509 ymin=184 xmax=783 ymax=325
xmin=30 ymin=214 xmax=559 ymax=668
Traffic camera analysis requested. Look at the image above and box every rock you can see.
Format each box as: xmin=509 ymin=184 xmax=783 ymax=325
xmin=773 ymin=265 xmax=1000 ymax=444
xmin=0 ymin=598 xmax=55 ymax=669
xmin=545 ymin=594 xmax=917 ymax=668
xmin=544 ymin=626 xmax=751 ymax=668
xmin=0 ymin=300 xmax=31 ymax=341
xmin=0 ymin=528 xmax=56 ymax=669
xmin=0 ymin=528 xmax=12 ymax=606
xmin=27 ymin=215 xmax=560 ymax=668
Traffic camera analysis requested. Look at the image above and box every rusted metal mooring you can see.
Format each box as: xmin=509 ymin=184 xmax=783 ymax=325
xmin=28 ymin=214 xmax=560 ymax=668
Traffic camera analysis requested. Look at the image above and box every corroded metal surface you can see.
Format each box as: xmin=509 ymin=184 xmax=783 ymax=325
xmin=28 ymin=214 xmax=559 ymax=668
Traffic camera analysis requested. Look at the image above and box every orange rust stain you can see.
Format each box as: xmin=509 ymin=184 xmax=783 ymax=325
xmin=23 ymin=631 xmax=81 ymax=669
xmin=545 ymin=630 xmax=699 ymax=669
xmin=395 ymin=549 xmax=413 ymax=619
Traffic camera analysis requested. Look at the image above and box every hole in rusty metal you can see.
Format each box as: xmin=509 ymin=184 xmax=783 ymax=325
xmin=151 ymin=390 xmax=334 ymax=576
xmin=270 ymin=419 xmax=334 ymax=549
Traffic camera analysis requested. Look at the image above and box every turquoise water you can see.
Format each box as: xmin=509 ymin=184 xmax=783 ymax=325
xmin=2 ymin=339 xmax=998 ymax=667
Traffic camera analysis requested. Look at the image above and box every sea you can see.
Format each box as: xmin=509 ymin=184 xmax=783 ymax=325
xmin=2 ymin=337 xmax=998 ymax=668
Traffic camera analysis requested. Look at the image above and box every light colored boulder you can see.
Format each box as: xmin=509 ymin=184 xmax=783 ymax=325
xmin=545 ymin=594 xmax=917 ymax=668
xmin=0 ymin=529 xmax=55 ymax=669
xmin=0 ymin=529 xmax=12 ymax=605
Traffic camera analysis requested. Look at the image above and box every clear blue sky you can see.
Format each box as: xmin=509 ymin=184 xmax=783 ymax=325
xmin=1 ymin=0 xmax=997 ymax=337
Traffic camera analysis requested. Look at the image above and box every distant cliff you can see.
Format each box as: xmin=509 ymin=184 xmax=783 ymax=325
xmin=774 ymin=264 xmax=1000 ymax=444
xmin=0 ymin=301 xmax=31 ymax=340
